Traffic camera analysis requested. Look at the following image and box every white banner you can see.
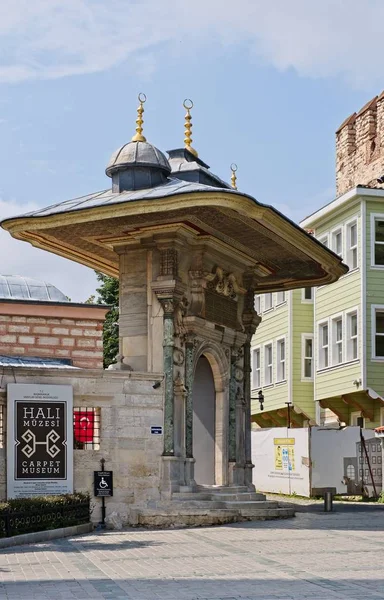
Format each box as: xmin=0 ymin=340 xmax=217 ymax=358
xmin=252 ymin=427 xmax=310 ymax=497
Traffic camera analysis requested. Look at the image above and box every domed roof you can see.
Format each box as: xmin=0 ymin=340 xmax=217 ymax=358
xmin=106 ymin=141 xmax=171 ymax=177
xmin=0 ymin=276 xmax=69 ymax=302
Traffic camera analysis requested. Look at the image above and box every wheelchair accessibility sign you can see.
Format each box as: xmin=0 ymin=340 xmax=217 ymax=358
xmin=94 ymin=470 xmax=113 ymax=497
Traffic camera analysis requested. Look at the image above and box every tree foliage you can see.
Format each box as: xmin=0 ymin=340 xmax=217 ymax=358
xmin=95 ymin=271 xmax=119 ymax=369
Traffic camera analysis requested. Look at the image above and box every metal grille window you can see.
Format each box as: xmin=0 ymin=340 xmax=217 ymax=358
xmin=73 ymin=408 xmax=100 ymax=450
xmin=346 ymin=221 xmax=358 ymax=269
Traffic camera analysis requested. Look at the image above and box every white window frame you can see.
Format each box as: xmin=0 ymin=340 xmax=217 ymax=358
xmin=331 ymin=227 xmax=343 ymax=258
xmin=276 ymin=337 xmax=286 ymax=383
xmin=264 ymin=342 xmax=273 ymax=386
xmin=275 ymin=291 xmax=286 ymax=306
xmin=301 ymin=333 xmax=314 ymax=380
xmin=331 ymin=313 xmax=343 ymax=366
xmin=252 ymin=347 xmax=261 ymax=389
xmin=371 ymin=304 xmax=384 ymax=360
xmin=318 ymin=320 xmax=329 ymax=370
xmin=254 ymin=294 xmax=261 ymax=314
xmin=318 ymin=234 xmax=329 ymax=248
xmin=302 ymin=287 xmax=314 ymax=303
xmin=264 ymin=293 xmax=273 ymax=312
xmin=371 ymin=213 xmax=384 ymax=268
xmin=346 ymin=308 xmax=358 ymax=362
xmin=346 ymin=218 xmax=358 ymax=271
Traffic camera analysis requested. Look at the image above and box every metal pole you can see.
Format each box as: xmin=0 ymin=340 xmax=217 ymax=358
xmin=324 ymin=491 xmax=333 ymax=512
xmin=101 ymin=496 xmax=106 ymax=526
xmin=285 ymin=402 xmax=292 ymax=429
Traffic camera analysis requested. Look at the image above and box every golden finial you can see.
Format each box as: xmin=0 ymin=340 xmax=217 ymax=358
xmin=131 ymin=93 xmax=147 ymax=142
xmin=183 ymin=99 xmax=198 ymax=157
xmin=230 ymin=163 xmax=238 ymax=190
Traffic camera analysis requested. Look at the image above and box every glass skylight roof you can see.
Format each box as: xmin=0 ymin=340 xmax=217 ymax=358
xmin=0 ymin=275 xmax=68 ymax=302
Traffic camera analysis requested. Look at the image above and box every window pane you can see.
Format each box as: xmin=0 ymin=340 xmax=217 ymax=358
xmin=304 ymin=359 xmax=312 ymax=378
xmin=351 ymin=314 xmax=357 ymax=336
xmin=322 ymin=325 xmax=328 ymax=346
xmin=336 ymin=319 xmax=342 ymax=342
xmin=279 ymin=341 xmax=285 ymax=360
xmin=350 ymin=223 xmax=357 ymax=247
xmin=376 ymin=312 xmax=384 ymax=334
xmin=375 ymin=219 xmax=384 ymax=242
xmin=376 ymin=335 xmax=384 ymax=357
xmin=375 ymin=243 xmax=384 ymax=265
xmin=265 ymin=293 xmax=272 ymax=309
xmin=305 ymin=338 xmax=313 ymax=357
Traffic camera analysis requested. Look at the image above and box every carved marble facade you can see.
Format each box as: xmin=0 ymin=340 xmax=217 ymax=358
xmin=114 ymin=230 xmax=261 ymax=495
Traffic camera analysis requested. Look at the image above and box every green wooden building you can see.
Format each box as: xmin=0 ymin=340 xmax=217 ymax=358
xmin=251 ymin=186 xmax=384 ymax=429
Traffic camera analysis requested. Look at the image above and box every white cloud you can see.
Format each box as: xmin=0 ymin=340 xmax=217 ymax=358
xmin=0 ymin=198 xmax=98 ymax=302
xmin=0 ymin=1 xmax=383 ymax=88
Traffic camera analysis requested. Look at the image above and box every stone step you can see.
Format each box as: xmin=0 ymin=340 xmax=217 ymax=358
xmin=172 ymin=492 xmax=213 ymax=501
xmin=239 ymin=507 xmax=295 ymax=519
xmin=135 ymin=508 xmax=240 ymax=528
xmin=197 ymin=485 xmax=250 ymax=493
xmin=222 ymin=501 xmax=279 ymax=510
xmin=211 ymin=493 xmax=266 ymax=502
xmin=132 ymin=504 xmax=295 ymax=528
xmin=156 ymin=500 xmax=227 ymax=509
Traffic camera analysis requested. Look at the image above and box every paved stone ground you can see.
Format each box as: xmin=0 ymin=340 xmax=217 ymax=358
xmin=0 ymin=507 xmax=383 ymax=599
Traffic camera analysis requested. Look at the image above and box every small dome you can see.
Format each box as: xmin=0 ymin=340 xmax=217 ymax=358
xmin=0 ymin=275 xmax=69 ymax=302
xmin=106 ymin=141 xmax=171 ymax=177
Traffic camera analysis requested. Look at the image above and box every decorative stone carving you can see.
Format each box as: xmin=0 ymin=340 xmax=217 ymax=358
xmin=206 ymin=267 xmax=239 ymax=299
xmin=173 ymin=348 xmax=185 ymax=366
xmin=174 ymin=371 xmax=187 ymax=393
xmin=174 ymin=297 xmax=188 ymax=338
xmin=234 ymin=367 xmax=244 ymax=382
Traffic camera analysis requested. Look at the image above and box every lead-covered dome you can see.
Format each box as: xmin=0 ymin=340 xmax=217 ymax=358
xmin=106 ymin=141 xmax=171 ymax=193
xmin=106 ymin=141 xmax=171 ymax=177
xmin=0 ymin=275 xmax=69 ymax=302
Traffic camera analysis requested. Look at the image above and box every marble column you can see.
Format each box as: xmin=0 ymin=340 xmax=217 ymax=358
xmin=159 ymin=297 xmax=175 ymax=456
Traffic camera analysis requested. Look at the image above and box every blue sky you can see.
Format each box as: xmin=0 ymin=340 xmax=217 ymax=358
xmin=0 ymin=0 xmax=383 ymax=301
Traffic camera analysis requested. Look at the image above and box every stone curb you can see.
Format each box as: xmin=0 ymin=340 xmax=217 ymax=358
xmin=0 ymin=522 xmax=93 ymax=549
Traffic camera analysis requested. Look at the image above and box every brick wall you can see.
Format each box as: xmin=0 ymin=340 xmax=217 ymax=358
xmin=336 ymin=92 xmax=384 ymax=196
xmin=0 ymin=302 xmax=108 ymax=369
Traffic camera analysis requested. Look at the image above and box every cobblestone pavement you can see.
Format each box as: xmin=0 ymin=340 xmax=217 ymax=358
xmin=0 ymin=508 xmax=383 ymax=599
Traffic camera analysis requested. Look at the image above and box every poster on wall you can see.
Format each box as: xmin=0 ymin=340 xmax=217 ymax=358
xmin=7 ymin=384 xmax=73 ymax=499
xmin=252 ymin=428 xmax=311 ymax=497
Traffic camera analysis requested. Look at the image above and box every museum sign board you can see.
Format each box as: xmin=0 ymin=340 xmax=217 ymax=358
xmin=7 ymin=384 xmax=73 ymax=498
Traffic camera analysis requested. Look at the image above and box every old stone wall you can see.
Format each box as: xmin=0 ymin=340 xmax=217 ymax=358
xmin=0 ymin=368 xmax=164 ymax=524
xmin=336 ymin=92 xmax=384 ymax=196
xmin=0 ymin=312 xmax=104 ymax=369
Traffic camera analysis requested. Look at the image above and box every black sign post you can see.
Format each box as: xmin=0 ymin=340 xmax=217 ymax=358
xmin=94 ymin=458 xmax=113 ymax=528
